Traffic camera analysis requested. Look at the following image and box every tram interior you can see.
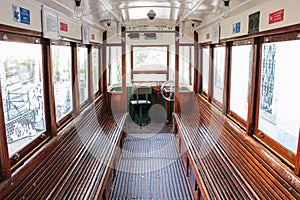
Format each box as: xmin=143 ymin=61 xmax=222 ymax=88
xmin=0 ymin=0 xmax=300 ymax=199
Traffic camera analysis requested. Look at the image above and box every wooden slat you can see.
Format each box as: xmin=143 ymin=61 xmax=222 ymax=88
xmin=173 ymin=95 xmax=300 ymax=199
xmin=0 ymin=96 xmax=127 ymax=199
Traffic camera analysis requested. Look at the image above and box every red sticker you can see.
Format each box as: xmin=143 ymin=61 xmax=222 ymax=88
xmin=60 ymin=22 xmax=68 ymax=32
xmin=269 ymin=9 xmax=284 ymax=24
xmin=206 ymin=33 xmax=210 ymax=39
xmin=91 ymin=34 xmax=95 ymax=40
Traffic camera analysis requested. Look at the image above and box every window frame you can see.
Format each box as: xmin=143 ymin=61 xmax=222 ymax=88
xmin=92 ymin=45 xmax=101 ymax=98
xmin=77 ymin=44 xmax=90 ymax=109
xmin=211 ymin=43 xmax=226 ymax=110
xmin=227 ymin=39 xmax=253 ymax=128
xmin=179 ymin=44 xmax=194 ymax=87
xmin=254 ymin=31 xmax=300 ymax=165
xmin=0 ymin=31 xmax=51 ymax=171
xmin=199 ymin=44 xmax=210 ymax=99
xmin=50 ymin=40 xmax=74 ymax=129
xmin=131 ymin=45 xmax=169 ymax=84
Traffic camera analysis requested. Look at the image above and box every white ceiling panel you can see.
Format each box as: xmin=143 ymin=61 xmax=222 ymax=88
xmin=35 ymin=0 xmax=268 ymax=31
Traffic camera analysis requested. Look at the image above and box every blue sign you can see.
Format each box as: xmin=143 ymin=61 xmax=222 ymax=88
xmin=13 ymin=5 xmax=30 ymax=25
xmin=232 ymin=22 xmax=241 ymax=34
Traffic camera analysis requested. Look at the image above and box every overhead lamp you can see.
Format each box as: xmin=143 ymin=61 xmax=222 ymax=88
xmin=74 ymin=0 xmax=83 ymax=20
xmin=222 ymin=0 xmax=231 ymax=18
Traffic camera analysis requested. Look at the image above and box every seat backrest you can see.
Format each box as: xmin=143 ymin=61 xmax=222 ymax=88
xmin=132 ymin=86 xmax=152 ymax=95
xmin=131 ymin=86 xmax=152 ymax=102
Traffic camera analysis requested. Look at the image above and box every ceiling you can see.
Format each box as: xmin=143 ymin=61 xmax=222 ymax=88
xmin=35 ymin=0 xmax=263 ymax=30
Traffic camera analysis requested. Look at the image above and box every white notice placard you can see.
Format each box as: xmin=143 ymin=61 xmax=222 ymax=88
xmin=42 ymin=5 xmax=59 ymax=40
xmin=212 ymin=24 xmax=220 ymax=44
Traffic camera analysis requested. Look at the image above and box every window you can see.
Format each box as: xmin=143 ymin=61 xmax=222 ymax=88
xmin=201 ymin=46 xmax=210 ymax=94
xmin=131 ymin=46 xmax=168 ymax=84
xmin=0 ymin=40 xmax=45 ymax=156
xmin=92 ymin=46 xmax=99 ymax=95
xmin=77 ymin=46 xmax=89 ymax=104
xmin=107 ymin=46 xmax=122 ymax=89
xmin=51 ymin=44 xmax=72 ymax=121
xmin=179 ymin=45 xmax=194 ymax=90
xmin=212 ymin=46 xmax=225 ymax=104
xmin=258 ymin=39 xmax=300 ymax=154
xmin=229 ymin=42 xmax=252 ymax=122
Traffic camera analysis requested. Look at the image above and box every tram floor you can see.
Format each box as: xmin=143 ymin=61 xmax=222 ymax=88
xmin=109 ymin=124 xmax=192 ymax=200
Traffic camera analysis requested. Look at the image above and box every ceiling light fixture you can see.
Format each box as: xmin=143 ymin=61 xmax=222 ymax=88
xmin=74 ymin=0 xmax=83 ymax=20
xmin=222 ymin=0 xmax=231 ymax=18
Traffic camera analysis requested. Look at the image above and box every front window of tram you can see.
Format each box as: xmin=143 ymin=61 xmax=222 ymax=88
xmin=0 ymin=41 xmax=45 ymax=156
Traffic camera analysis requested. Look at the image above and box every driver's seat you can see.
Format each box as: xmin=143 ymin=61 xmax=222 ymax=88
xmin=130 ymin=86 xmax=152 ymax=127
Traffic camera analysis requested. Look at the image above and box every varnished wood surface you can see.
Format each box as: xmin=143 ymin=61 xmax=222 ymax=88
xmin=173 ymin=95 xmax=300 ymax=199
xmin=0 ymin=97 xmax=127 ymax=199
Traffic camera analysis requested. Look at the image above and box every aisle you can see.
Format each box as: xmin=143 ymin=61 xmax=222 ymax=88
xmin=109 ymin=131 xmax=192 ymax=200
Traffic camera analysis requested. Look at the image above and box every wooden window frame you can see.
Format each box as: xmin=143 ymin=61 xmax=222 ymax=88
xmin=227 ymin=39 xmax=253 ymax=129
xmin=199 ymin=44 xmax=210 ymax=100
xmin=179 ymin=44 xmax=194 ymax=87
xmin=0 ymin=31 xmax=52 ymax=172
xmin=211 ymin=43 xmax=226 ymax=111
xmin=77 ymin=44 xmax=91 ymax=110
xmin=91 ymin=45 xmax=101 ymax=98
xmin=253 ymin=31 xmax=300 ymax=167
xmin=50 ymin=40 xmax=75 ymax=130
xmin=131 ymin=45 xmax=169 ymax=83
xmin=106 ymin=44 xmax=122 ymax=89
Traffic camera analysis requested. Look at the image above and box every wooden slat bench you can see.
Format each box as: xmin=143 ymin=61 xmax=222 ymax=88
xmin=0 ymin=95 xmax=128 ymax=199
xmin=173 ymin=95 xmax=300 ymax=199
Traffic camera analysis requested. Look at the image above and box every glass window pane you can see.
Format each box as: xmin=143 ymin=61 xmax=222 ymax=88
xmin=213 ymin=46 xmax=225 ymax=103
xmin=93 ymin=47 xmax=99 ymax=94
xmin=52 ymin=45 xmax=72 ymax=121
xmin=133 ymin=46 xmax=167 ymax=70
xmin=202 ymin=47 xmax=209 ymax=93
xmin=258 ymin=40 xmax=300 ymax=153
xmin=107 ymin=46 xmax=122 ymax=89
xmin=179 ymin=46 xmax=194 ymax=90
xmin=230 ymin=45 xmax=252 ymax=121
xmin=78 ymin=47 xmax=89 ymax=103
xmin=0 ymin=41 xmax=45 ymax=156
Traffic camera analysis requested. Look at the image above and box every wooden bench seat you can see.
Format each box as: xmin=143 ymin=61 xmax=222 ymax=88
xmin=173 ymin=95 xmax=300 ymax=199
xmin=0 ymin=95 xmax=127 ymax=199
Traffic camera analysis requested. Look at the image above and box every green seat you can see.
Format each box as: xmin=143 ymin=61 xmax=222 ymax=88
xmin=130 ymin=86 xmax=152 ymax=127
